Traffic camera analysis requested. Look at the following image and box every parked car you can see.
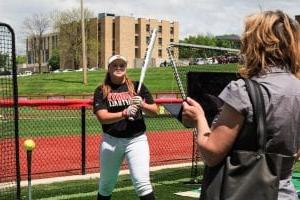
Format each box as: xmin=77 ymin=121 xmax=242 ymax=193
xmin=62 ymin=69 xmax=74 ymax=72
xmin=206 ymin=57 xmax=219 ymax=64
xmin=159 ymin=61 xmax=172 ymax=67
xmin=0 ymin=70 xmax=11 ymax=76
xmin=75 ymin=68 xmax=83 ymax=72
xmin=23 ymin=71 xmax=32 ymax=76
xmin=189 ymin=58 xmax=206 ymax=65
xmin=215 ymin=54 xmax=239 ymax=64
xmin=88 ymin=67 xmax=97 ymax=71
xmin=53 ymin=69 xmax=62 ymax=73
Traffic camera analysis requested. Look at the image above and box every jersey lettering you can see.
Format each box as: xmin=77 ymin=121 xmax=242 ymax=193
xmin=107 ymin=92 xmax=131 ymax=108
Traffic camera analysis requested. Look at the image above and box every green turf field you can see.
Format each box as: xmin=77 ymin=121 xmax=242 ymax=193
xmin=20 ymin=166 xmax=199 ymax=200
xmin=16 ymin=161 xmax=300 ymax=200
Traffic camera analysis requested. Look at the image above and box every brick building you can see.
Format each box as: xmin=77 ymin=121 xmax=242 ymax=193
xmin=26 ymin=32 xmax=58 ymax=71
xmin=26 ymin=13 xmax=179 ymax=69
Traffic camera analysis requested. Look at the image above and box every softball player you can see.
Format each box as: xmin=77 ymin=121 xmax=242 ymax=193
xmin=93 ymin=55 xmax=158 ymax=200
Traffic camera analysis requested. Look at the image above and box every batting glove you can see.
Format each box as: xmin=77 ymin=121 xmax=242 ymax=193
xmin=122 ymin=105 xmax=139 ymax=118
xmin=131 ymin=96 xmax=144 ymax=108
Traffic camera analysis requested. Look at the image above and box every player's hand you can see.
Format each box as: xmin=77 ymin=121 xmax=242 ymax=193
xmin=122 ymin=105 xmax=139 ymax=118
xmin=131 ymin=96 xmax=144 ymax=108
xmin=182 ymin=97 xmax=204 ymax=128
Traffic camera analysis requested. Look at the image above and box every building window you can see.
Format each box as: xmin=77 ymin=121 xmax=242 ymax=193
xmin=146 ymin=36 xmax=150 ymax=44
xmin=27 ymin=54 xmax=31 ymax=64
xmin=170 ymin=27 xmax=174 ymax=34
xmin=170 ymin=50 xmax=174 ymax=56
xmin=146 ymin=24 xmax=150 ymax=32
xmin=52 ymin=36 xmax=55 ymax=48
xmin=112 ymin=23 xmax=115 ymax=38
xmin=135 ymin=24 xmax=139 ymax=34
xmin=43 ymin=38 xmax=46 ymax=49
xmin=45 ymin=50 xmax=49 ymax=61
xmin=135 ymin=48 xmax=139 ymax=58
xmin=158 ymin=38 xmax=162 ymax=45
xmin=170 ymin=38 xmax=174 ymax=42
xmin=135 ymin=36 xmax=139 ymax=46
xmin=112 ymin=40 xmax=115 ymax=55
xmin=158 ymin=25 xmax=162 ymax=33
xmin=158 ymin=49 xmax=162 ymax=57
xmin=98 ymin=24 xmax=101 ymax=37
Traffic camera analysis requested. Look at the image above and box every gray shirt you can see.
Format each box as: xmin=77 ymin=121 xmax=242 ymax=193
xmin=219 ymin=67 xmax=300 ymax=156
xmin=218 ymin=67 xmax=300 ymax=199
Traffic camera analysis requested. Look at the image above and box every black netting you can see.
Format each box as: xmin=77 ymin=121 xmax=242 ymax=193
xmin=0 ymin=23 xmax=20 ymax=200
xmin=167 ymin=43 xmax=239 ymax=182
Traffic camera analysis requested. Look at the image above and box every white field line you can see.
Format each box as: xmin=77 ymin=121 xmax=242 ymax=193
xmin=37 ymin=177 xmax=191 ymax=200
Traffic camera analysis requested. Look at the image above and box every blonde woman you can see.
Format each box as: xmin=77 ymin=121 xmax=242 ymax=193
xmin=182 ymin=10 xmax=300 ymax=199
xmin=93 ymin=55 xmax=158 ymax=200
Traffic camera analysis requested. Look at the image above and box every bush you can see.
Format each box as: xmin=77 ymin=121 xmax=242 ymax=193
xmin=48 ymin=49 xmax=60 ymax=71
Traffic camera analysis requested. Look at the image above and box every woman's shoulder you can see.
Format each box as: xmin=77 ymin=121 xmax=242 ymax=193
xmin=224 ymin=79 xmax=247 ymax=93
xmin=219 ymin=78 xmax=251 ymax=116
xmin=132 ymin=80 xmax=147 ymax=89
xmin=94 ymin=85 xmax=103 ymax=93
xmin=132 ymin=80 xmax=139 ymax=86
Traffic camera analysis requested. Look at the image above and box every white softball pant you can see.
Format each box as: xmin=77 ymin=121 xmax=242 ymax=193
xmin=98 ymin=133 xmax=153 ymax=197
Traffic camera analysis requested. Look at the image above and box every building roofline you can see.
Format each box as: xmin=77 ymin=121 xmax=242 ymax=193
xmin=97 ymin=12 xmax=178 ymax=23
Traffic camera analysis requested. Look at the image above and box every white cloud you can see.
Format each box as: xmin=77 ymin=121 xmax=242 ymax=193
xmin=1 ymin=0 xmax=299 ymax=54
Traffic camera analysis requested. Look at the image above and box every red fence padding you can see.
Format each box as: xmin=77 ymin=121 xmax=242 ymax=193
xmin=0 ymin=98 xmax=183 ymax=107
xmin=154 ymin=98 xmax=183 ymax=104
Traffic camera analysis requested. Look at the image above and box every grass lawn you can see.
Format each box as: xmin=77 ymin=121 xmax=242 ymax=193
xmin=17 ymin=64 xmax=238 ymax=96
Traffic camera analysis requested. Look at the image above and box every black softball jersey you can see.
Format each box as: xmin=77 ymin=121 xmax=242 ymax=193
xmin=93 ymin=81 xmax=154 ymax=138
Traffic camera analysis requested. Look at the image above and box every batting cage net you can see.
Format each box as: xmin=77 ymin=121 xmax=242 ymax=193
xmin=167 ymin=42 xmax=240 ymax=182
xmin=0 ymin=23 xmax=20 ymax=199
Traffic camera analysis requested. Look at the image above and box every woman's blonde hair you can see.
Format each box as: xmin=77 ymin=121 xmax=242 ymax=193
xmin=101 ymin=72 xmax=136 ymax=99
xmin=239 ymin=10 xmax=300 ymax=78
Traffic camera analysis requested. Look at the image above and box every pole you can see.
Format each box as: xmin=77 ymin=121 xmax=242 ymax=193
xmin=27 ymin=150 xmax=32 ymax=200
xmin=96 ymin=16 xmax=99 ymax=69
xmin=81 ymin=0 xmax=87 ymax=85
xmin=81 ymin=106 xmax=86 ymax=175
xmin=24 ymin=139 xmax=36 ymax=200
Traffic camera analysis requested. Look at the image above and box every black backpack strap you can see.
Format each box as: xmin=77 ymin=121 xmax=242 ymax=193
xmin=244 ymin=79 xmax=267 ymax=152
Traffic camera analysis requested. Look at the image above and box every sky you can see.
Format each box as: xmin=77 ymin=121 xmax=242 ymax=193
xmin=1 ymin=0 xmax=300 ymax=55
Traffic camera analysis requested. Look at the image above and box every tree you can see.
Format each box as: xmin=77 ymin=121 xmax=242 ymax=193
xmin=23 ymin=13 xmax=50 ymax=73
xmin=48 ymin=49 xmax=60 ymax=71
xmin=0 ymin=53 xmax=9 ymax=71
xmin=51 ymin=8 xmax=97 ymax=71
xmin=16 ymin=55 xmax=27 ymax=64
xmin=179 ymin=34 xmax=240 ymax=59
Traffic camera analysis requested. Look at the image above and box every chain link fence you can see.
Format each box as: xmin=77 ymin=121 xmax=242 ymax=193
xmin=15 ymin=99 xmax=194 ymax=180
